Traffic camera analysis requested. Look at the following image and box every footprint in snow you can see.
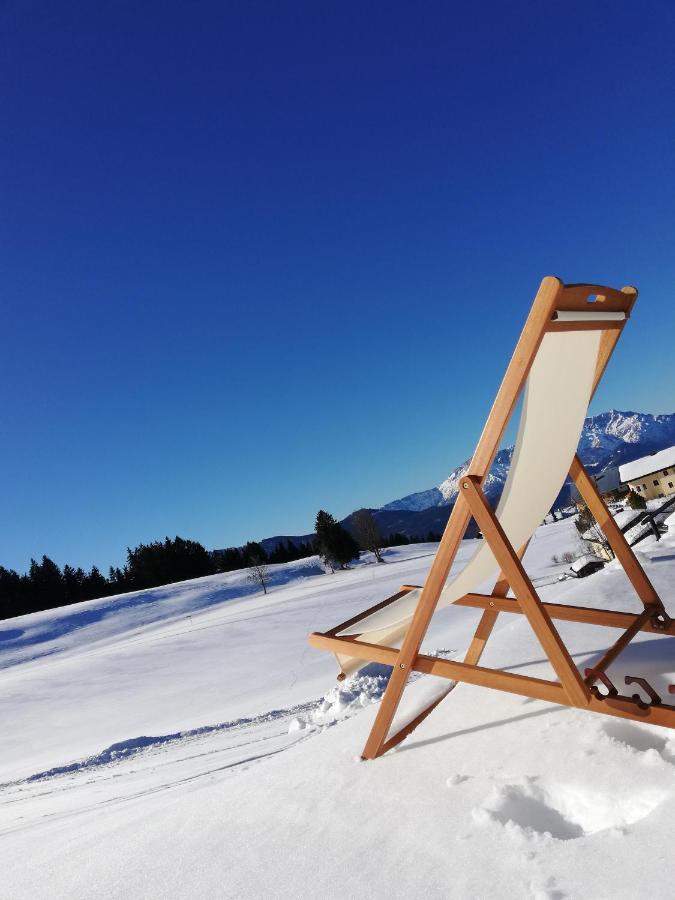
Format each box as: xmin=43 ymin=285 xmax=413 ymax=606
xmin=446 ymin=774 xmax=470 ymax=787
xmin=601 ymin=719 xmax=674 ymax=762
xmin=473 ymin=775 xmax=668 ymax=841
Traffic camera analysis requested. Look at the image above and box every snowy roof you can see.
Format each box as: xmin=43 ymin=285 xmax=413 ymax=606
xmin=619 ymin=446 xmax=675 ymax=483
xmin=664 ymin=510 xmax=675 ymax=528
xmin=571 ymin=554 xmax=604 ymax=572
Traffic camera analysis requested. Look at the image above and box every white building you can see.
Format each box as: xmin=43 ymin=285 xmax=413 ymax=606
xmin=618 ymin=446 xmax=675 ymax=501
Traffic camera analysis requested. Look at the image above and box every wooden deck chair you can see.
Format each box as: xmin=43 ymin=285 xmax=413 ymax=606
xmin=309 ymin=277 xmax=675 ymax=759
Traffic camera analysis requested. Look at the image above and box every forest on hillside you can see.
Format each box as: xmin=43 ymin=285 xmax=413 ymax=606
xmin=0 ymin=511 xmax=442 ymax=621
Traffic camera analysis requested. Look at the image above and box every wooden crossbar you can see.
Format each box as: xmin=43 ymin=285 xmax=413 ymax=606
xmin=308 ymin=277 xmax=674 ymax=759
xmin=454 ymin=594 xmax=675 ymax=635
xmin=308 ymin=632 xmax=569 ymax=702
xmin=546 ymin=320 xmax=625 ymax=333
xmin=308 ymin=631 xmax=675 ymax=729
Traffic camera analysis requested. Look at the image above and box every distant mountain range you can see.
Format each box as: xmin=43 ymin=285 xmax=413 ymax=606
xmin=383 ymin=410 xmax=675 ymax=512
xmin=255 ymin=410 xmax=675 ymax=551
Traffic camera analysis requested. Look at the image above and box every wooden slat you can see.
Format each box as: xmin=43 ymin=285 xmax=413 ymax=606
xmin=466 ymin=276 xmax=562 ymax=478
xmin=463 ymin=609 xmax=499 ymax=667
xmin=378 ymin=691 xmax=451 ymax=756
xmin=463 ymin=541 xmax=528 ymax=667
xmin=588 ymin=287 xmax=636 ymax=397
xmin=556 ymin=283 xmax=637 ymax=313
xmin=454 ymin=593 xmax=675 ymax=635
xmin=308 ymin=632 xmax=567 ymax=703
xmin=325 ymin=587 xmax=416 ymax=637
xmin=359 ymin=493 xmax=474 ymax=758
xmin=546 ymin=320 xmax=624 ymax=333
xmin=460 ymin=476 xmax=590 ymax=707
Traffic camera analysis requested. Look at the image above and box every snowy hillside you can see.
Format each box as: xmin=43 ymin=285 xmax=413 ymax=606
xmin=1 ymin=521 xmax=674 ymax=898
xmin=384 ymin=410 xmax=675 ymax=512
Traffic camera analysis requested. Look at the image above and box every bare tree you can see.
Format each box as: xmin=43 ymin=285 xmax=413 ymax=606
xmin=351 ymin=508 xmax=384 ymax=563
xmin=247 ymin=554 xmax=270 ymax=594
xmin=574 ymin=503 xmax=614 ymax=560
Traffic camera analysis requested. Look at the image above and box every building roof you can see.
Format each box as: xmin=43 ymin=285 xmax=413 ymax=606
xmin=571 ymin=554 xmax=604 ymax=573
xmin=618 ymin=445 xmax=675 ymax=483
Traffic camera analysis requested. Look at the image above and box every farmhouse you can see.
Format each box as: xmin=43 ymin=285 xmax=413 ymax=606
xmin=569 ymin=465 xmax=626 ymax=505
xmin=619 ymin=446 xmax=675 ymax=501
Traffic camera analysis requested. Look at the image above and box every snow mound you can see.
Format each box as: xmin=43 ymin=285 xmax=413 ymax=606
xmin=288 ymin=663 xmax=391 ymax=732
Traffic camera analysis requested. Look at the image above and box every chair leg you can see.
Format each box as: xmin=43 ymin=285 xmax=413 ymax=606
xmin=360 ymin=495 xmax=474 ymax=759
xmin=376 ymin=688 xmax=454 ymax=756
xmin=464 ymin=543 xmax=528 ymax=666
xmin=464 ymin=609 xmax=500 ymax=666
xmin=460 ymin=476 xmax=591 ymax=708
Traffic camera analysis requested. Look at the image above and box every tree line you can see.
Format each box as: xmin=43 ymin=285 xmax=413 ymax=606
xmin=0 ymin=508 xmax=444 ymax=621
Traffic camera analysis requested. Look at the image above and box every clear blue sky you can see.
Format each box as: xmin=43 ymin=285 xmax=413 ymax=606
xmin=2 ymin=1 xmax=675 ymax=572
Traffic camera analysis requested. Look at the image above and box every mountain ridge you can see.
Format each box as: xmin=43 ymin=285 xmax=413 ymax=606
xmin=247 ymin=410 xmax=675 ymax=552
xmin=382 ymin=410 xmax=675 ymax=513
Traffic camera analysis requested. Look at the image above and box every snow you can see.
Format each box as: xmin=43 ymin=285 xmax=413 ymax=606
xmin=619 ymin=445 xmax=675 ymax=483
xmin=1 ymin=522 xmax=674 ymax=898
xmin=614 ymin=508 xmax=642 ymax=529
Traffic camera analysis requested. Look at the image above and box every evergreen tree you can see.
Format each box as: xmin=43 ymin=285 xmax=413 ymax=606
xmin=384 ymin=532 xmax=409 ymax=547
xmin=216 ymin=547 xmax=245 ymax=572
xmin=28 ymin=555 xmax=65 ymax=612
xmin=627 ymin=489 xmax=647 ymax=510
xmin=126 ymin=536 xmax=214 ymax=588
xmin=315 ymin=510 xmax=359 ymax=572
xmin=62 ymin=564 xmax=84 ymax=603
xmin=83 ymin=566 xmax=107 ymax=599
xmin=0 ymin=566 xmax=24 ymax=619
xmin=241 ymin=541 xmax=267 ymax=566
xmin=269 ymin=542 xmax=289 ymax=564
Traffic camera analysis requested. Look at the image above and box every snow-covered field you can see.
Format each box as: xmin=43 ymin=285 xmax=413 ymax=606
xmin=1 ymin=520 xmax=674 ymax=898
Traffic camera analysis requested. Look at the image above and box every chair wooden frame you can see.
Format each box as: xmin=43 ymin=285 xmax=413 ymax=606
xmin=308 ymin=277 xmax=675 ymax=759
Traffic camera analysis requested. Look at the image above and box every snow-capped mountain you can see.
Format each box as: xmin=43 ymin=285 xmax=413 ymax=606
xmin=256 ymin=411 xmax=675 ymax=547
xmin=577 ymin=410 xmax=675 ymax=472
xmin=383 ymin=411 xmax=675 ymax=512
